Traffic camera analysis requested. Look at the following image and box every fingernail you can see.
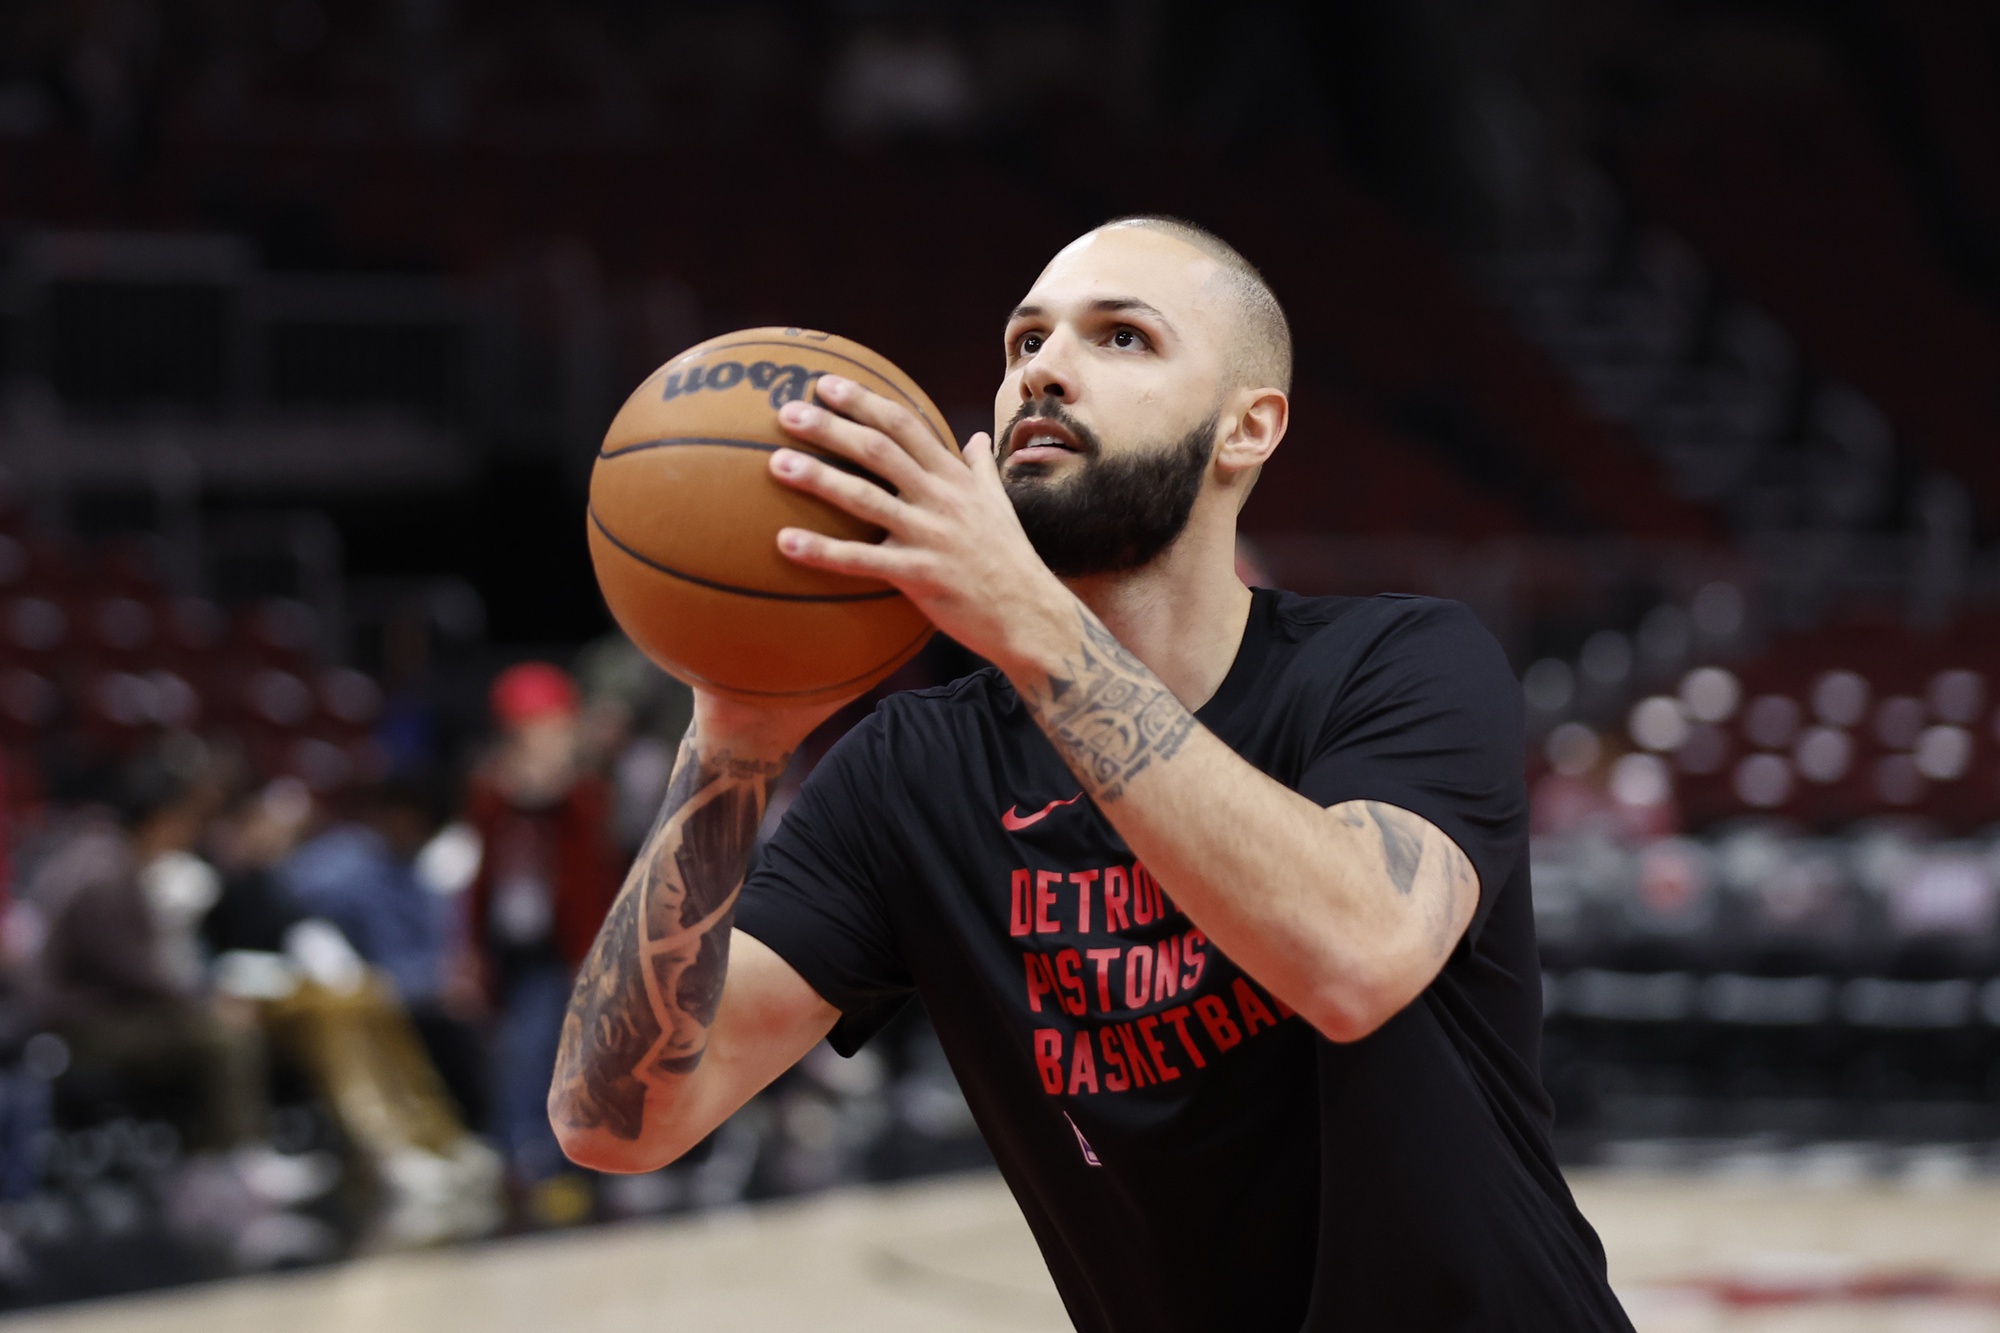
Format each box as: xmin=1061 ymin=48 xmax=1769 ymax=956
xmin=817 ymin=374 xmax=849 ymax=398
xmin=781 ymin=401 xmax=814 ymax=423
xmin=773 ymin=451 xmax=803 ymax=475
xmin=779 ymin=530 xmax=807 ymax=553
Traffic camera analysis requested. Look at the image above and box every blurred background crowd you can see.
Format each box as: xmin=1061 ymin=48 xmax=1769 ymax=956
xmin=0 ymin=0 xmax=1997 ymax=1314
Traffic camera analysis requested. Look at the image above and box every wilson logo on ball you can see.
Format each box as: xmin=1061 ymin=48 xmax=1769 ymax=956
xmin=660 ymin=359 xmax=824 ymax=410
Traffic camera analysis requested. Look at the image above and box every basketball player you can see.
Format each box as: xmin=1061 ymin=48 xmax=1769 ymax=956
xmin=550 ymin=217 xmax=1634 ymax=1331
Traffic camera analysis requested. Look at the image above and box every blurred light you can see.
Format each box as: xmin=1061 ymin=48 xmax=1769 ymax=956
xmin=1913 ymin=725 xmax=1972 ymax=782
xmin=416 ymin=823 xmax=482 ymax=897
xmin=145 ymin=670 xmax=199 ymax=727
xmin=1733 ymin=753 xmax=1793 ymax=808
xmin=1743 ymin=695 xmax=1802 ymax=749
xmin=320 ymin=668 xmax=383 ymax=725
xmin=1810 ymin=670 xmax=1869 ymax=727
xmin=1794 ymin=726 xmax=1852 ymax=784
xmin=1928 ymin=670 xmax=1985 ymax=724
xmin=1702 ymin=974 xmax=1831 ymax=1025
xmin=1691 ymin=582 xmax=1744 ymax=637
xmin=1874 ymin=696 xmax=1925 ymax=749
xmin=1579 ymin=630 xmax=1632 ymax=685
xmin=1628 ymin=696 xmax=1688 ymax=752
xmin=1637 ymin=840 xmax=1710 ymax=917
xmin=1637 ymin=604 xmax=1691 ymax=664
xmin=1522 ymin=658 xmax=1574 ymax=712
xmin=260 ymin=776 xmax=314 ymax=827
xmin=1545 ymin=722 xmax=1600 ymax=776
xmin=1885 ymin=857 xmax=1996 ymax=938
xmin=21 ymin=1032 xmax=69 ymax=1082
xmin=1676 ymin=723 xmax=1730 ymax=775
xmin=1842 ymin=977 xmax=1974 ymax=1027
xmin=290 ymin=737 xmax=351 ymax=792
xmin=1679 ymin=666 xmax=1741 ymax=723
xmin=1611 ymin=752 xmax=1672 ymax=807
xmin=1872 ymin=754 xmax=1925 ymax=806
xmin=94 ymin=672 xmax=153 ymax=727
xmin=250 ymin=669 xmax=313 ymax=726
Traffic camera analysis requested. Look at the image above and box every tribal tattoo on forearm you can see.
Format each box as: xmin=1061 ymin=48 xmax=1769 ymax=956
xmin=1021 ymin=609 xmax=1199 ymax=804
xmin=549 ymin=727 xmax=785 ymax=1142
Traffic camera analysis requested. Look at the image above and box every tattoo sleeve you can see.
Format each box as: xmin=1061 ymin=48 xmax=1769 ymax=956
xmin=1338 ymin=799 xmax=1473 ymax=955
xmin=549 ymin=727 xmax=785 ymax=1142
xmin=1017 ymin=608 xmax=1198 ymax=804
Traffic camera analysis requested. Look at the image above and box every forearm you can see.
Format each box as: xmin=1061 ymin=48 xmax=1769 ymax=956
xmin=998 ymin=599 xmax=1475 ymax=1041
xmin=548 ymin=721 xmax=788 ymax=1169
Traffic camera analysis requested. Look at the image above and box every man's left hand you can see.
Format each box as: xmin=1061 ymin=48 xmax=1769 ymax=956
xmin=768 ymin=374 xmax=1068 ymax=669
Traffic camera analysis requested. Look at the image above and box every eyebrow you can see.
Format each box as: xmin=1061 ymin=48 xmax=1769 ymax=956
xmin=1006 ymin=297 xmax=1176 ymax=330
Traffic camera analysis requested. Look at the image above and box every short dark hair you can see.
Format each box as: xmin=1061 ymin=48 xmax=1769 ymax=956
xmin=1099 ymin=215 xmax=1293 ymax=394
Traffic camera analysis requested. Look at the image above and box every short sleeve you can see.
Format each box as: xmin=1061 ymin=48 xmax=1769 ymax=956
xmin=736 ymin=714 xmax=916 ymax=1054
xmin=1293 ymin=598 xmax=1527 ymax=943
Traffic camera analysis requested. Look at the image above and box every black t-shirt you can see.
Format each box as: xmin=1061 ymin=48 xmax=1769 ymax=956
xmin=739 ymin=590 xmax=1633 ymax=1333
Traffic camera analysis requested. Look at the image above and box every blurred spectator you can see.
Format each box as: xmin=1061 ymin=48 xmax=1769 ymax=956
xmin=278 ymin=771 xmax=487 ymax=1127
xmin=249 ymin=958 xmax=501 ymax=1249
xmin=25 ymin=745 xmax=264 ymax=1157
xmin=202 ymin=774 xmax=314 ymax=957
xmin=463 ymin=663 xmax=618 ymax=1201
xmin=16 ymin=742 xmax=338 ymax=1263
xmin=203 ymin=774 xmax=501 ymax=1248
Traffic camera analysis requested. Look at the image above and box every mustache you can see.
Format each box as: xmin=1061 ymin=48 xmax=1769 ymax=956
xmin=998 ymin=396 xmax=1102 ymax=463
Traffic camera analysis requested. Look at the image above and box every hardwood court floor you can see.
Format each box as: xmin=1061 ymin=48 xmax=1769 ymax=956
xmin=10 ymin=1168 xmax=2000 ymax=1332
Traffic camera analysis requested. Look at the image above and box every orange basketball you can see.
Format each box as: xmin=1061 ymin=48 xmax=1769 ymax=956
xmin=587 ymin=327 xmax=946 ymax=705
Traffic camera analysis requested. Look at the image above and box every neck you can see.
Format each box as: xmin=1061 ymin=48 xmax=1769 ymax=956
xmin=1060 ymin=517 xmax=1252 ymax=710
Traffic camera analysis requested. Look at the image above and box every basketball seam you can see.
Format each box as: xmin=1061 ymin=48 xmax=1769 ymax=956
xmin=587 ymin=506 xmax=902 ymax=604
xmin=656 ymin=337 xmax=950 ymax=448
xmin=595 ymin=438 xmax=883 ymax=485
xmin=672 ymin=621 xmax=934 ymax=698
xmin=598 ymin=436 xmax=778 ymax=460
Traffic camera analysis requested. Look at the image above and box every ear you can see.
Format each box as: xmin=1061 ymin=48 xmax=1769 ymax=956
xmin=1215 ymin=388 xmax=1288 ymax=480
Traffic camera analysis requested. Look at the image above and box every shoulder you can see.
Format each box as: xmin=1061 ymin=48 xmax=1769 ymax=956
xmin=802 ymin=670 xmax=1012 ymax=793
xmin=1273 ymin=591 xmax=1503 ymax=674
xmin=28 ymin=820 xmax=132 ymax=905
xmin=864 ymin=667 xmax=1019 ymax=741
xmin=282 ymin=826 xmax=381 ymax=891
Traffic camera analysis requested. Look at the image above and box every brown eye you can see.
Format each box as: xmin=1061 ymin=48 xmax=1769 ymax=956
xmin=1112 ymin=328 xmax=1143 ymax=349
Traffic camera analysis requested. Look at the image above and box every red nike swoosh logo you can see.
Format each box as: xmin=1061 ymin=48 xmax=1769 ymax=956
xmin=1001 ymin=793 xmax=1083 ymax=832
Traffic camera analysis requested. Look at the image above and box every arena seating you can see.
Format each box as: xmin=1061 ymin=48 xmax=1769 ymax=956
xmin=0 ymin=520 xmax=381 ymax=798
xmin=1630 ymin=86 xmax=2000 ymax=521
xmin=1532 ymin=610 xmax=2000 ymax=1144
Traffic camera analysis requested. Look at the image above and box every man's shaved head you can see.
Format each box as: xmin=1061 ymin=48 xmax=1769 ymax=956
xmin=1096 ymin=215 xmax=1292 ymax=394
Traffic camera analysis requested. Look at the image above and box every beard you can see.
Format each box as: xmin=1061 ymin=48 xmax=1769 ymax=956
xmin=1000 ymin=398 xmax=1218 ymax=578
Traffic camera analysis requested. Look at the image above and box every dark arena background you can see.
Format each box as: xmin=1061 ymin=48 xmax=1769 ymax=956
xmin=0 ymin=1 xmax=1999 ymax=1329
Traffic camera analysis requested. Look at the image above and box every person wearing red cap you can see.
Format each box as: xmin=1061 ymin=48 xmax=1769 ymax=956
xmin=462 ymin=662 xmax=619 ymax=1210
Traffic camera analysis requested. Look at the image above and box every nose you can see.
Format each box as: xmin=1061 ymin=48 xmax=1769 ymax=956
xmin=1020 ymin=332 xmax=1077 ymax=403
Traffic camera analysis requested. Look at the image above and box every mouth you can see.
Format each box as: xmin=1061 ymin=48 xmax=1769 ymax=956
xmin=1005 ymin=416 xmax=1083 ymax=466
